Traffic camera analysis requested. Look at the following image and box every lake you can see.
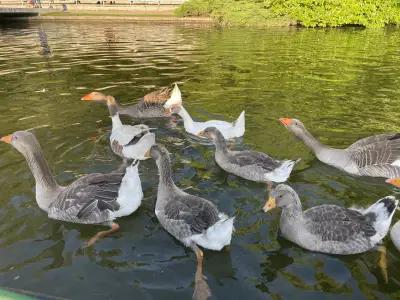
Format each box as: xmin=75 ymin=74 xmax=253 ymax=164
xmin=0 ymin=20 xmax=399 ymax=299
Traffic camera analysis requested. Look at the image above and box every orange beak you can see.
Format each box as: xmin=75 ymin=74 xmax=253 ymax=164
xmin=386 ymin=178 xmax=400 ymax=188
xmin=0 ymin=135 xmax=12 ymax=144
xmin=81 ymin=92 xmax=94 ymax=101
xmin=279 ymin=118 xmax=293 ymax=126
xmin=263 ymin=196 xmax=276 ymax=212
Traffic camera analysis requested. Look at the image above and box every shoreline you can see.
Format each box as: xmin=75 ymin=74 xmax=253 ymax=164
xmin=0 ymin=5 xmax=291 ymax=26
xmin=36 ymin=15 xmax=214 ymax=24
xmin=10 ymin=6 xmax=215 ymax=24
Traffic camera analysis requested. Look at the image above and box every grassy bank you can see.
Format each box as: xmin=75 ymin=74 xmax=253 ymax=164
xmin=42 ymin=10 xmax=172 ymax=18
xmin=39 ymin=8 xmax=213 ymax=23
xmin=176 ymin=0 xmax=400 ymax=28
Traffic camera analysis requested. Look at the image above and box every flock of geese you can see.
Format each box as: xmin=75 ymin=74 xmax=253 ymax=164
xmin=2 ymin=83 xmax=400 ymax=299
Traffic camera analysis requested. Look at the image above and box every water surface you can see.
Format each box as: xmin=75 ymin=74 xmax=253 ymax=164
xmin=0 ymin=20 xmax=400 ymax=299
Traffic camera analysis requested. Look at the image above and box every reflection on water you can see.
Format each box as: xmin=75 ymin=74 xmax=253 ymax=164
xmin=0 ymin=21 xmax=400 ymax=299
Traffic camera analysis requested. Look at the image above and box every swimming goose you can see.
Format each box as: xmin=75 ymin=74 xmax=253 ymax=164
xmin=166 ymin=105 xmax=245 ymax=139
xmin=264 ymin=184 xmax=397 ymax=254
xmin=0 ymin=131 xmax=143 ymax=246
xmin=390 ymin=221 xmax=400 ymax=251
xmin=147 ymin=144 xmax=234 ymax=300
xmin=280 ymin=118 xmax=400 ymax=178
xmin=198 ymin=127 xmax=299 ymax=186
xmin=82 ymin=92 xmax=155 ymax=161
xmin=83 ymin=84 xmax=182 ymax=119
xmin=383 ymin=178 xmax=400 ymax=252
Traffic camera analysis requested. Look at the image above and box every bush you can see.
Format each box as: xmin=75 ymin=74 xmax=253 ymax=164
xmin=272 ymin=0 xmax=400 ymax=28
xmin=175 ymin=0 xmax=212 ymax=17
xmin=176 ymin=0 xmax=400 ymax=28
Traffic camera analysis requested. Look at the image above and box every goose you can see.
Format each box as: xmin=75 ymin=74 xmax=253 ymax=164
xmin=390 ymin=221 xmax=400 ymax=251
xmin=264 ymin=184 xmax=397 ymax=281
xmin=0 ymin=131 xmax=143 ymax=247
xmin=280 ymin=118 xmax=400 ymax=178
xmin=383 ymin=178 xmax=400 ymax=252
xmin=83 ymin=83 xmax=182 ymax=119
xmin=166 ymin=105 xmax=245 ymax=139
xmin=147 ymin=144 xmax=234 ymax=300
xmin=198 ymin=127 xmax=299 ymax=189
xmin=264 ymin=184 xmax=397 ymax=254
xmin=82 ymin=92 xmax=155 ymax=161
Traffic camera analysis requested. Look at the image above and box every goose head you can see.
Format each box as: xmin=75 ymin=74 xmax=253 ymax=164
xmin=145 ymin=143 xmax=169 ymax=161
xmin=1 ymin=130 xmax=41 ymax=156
xmin=197 ymin=127 xmax=224 ymax=142
xmin=279 ymin=118 xmax=309 ymax=139
xmin=81 ymin=91 xmax=116 ymax=105
xmin=263 ymin=184 xmax=299 ymax=212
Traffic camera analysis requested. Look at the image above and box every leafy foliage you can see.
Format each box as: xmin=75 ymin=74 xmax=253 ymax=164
xmin=176 ymin=0 xmax=400 ymax=28
xmin=176 ymin=0 xmax=292 ymax=26
xmin=273 ymin=0 xmax=400 ymax=28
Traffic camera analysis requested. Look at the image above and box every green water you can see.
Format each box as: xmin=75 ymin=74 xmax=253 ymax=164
xmin=0 ymin=20 xmax=400 ymax=299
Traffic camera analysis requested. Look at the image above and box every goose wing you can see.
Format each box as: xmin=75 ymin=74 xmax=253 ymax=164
xmin=347 ymin=133 xmax=400 ymax=151
xmin=142 ymin=86 xmax=172 ymax=104
xmin=163 ymin=194 xmax=219 ymax=234
xmin=347 ymin=137 xmax=400 ymax=168
xmin=229 ymin=150 xmax=280 ymax=171
xmin=49 ymin=173 xmax=123 ymax=223
xmin=304 ymin=205 xmax=376 ymax=242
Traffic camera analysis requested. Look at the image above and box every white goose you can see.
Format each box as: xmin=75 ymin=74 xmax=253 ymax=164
xmin=165 ymin=105 xmax=245 ymax=139
xmin=82 ymin=92 xmax=155 ymax=160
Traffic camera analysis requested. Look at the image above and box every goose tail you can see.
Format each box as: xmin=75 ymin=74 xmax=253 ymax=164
xmin=266 ymin=158 xmax=300 ymax=183
xmin=190 ymin=214 xmax=235 ymax=251
xmin=363 ymin=196 xmax=398 ymax=244
xmin=164 ymin=83 xmax=182 ymax=108
xmin=233 ymin=111 xmax=245 ymax=136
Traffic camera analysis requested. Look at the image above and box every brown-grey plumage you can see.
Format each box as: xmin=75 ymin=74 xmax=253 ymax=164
xmin=119 ymin=89 xmax=171 ymax=118
xmin=1 ymin=131 xmax=144 ymax=246
xmin=163 ymin=196 xmax=219 ymax=235
xmin=199 ymin=127 xmax=299 ymax=183
xmin=280 ymin=118 xmax=400 ymax=178
xmin=49 ymin=172 xmax=124 ymax=224
xmin=346 ymin=133 xmax=400 ymax=150
xmin=264 ymin=184 xmax=398 ymax=255
xmin=82 ymin=86 xmax=179 ymax=118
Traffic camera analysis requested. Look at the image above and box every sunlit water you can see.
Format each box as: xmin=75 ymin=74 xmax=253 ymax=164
xmin=0 ymin=20 xmax=400 ymax=299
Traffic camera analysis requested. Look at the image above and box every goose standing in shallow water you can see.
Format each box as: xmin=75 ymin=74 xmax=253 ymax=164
xmin=280 ymin=118 xmax=400 ymax=178
xmin=0 ymin=131 xmax=143 ymax=247
xmin=264 ymin=184 xmax=398 ymax=281
xmin=166 ymin=105 xmax=245 ymax=139
xmin=84 ymin=83 xmax=182 ymax=119
xmin=198 ymin=127 xmax=299 ymax=190
xmin=82 ymin=92 xmax=155 ymax=161
xmin=147 ymin=144 xmax=234 ymax=300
